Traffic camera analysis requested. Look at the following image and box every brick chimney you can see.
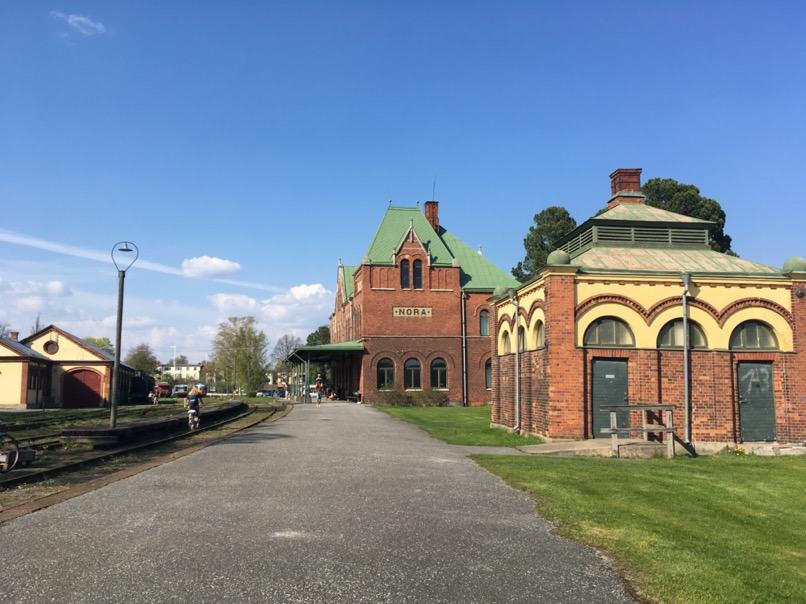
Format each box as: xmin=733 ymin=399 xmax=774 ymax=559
xmin=424 ymin=200 xmax=440 ymax=232
xmin=608 ymin=168 xmax=645 ymax=209
xmin=9 ymin=331 xmax=19 ymax=341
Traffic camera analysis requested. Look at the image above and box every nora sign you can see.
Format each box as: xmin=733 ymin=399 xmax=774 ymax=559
xmin=393 ymin=307 xmax=433 ymax=318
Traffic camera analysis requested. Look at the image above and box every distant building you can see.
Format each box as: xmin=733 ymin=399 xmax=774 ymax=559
xmin=0 ymin=325 xmax=137 ymax=408
xmin=321 ymin=201 xmax=519 ymax=404
xmin=492 ymin=169 xmax=806 ymax=448
xmin=158 ymin=362 xmax=203 ymax=382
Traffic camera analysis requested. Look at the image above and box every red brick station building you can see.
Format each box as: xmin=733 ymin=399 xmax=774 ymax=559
xmin=292 ymin=200 xmax=519 ymax=406
xmin=293 ymin=170 xmax=806 ymax=449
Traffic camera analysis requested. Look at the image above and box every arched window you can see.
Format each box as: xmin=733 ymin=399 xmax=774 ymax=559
xmin=485 ymin=359 xmax=492 ymax=389
xmin=658 ymin=320 xmax=707 ymax=349
xmin=400 ymin=259 xmax=410 ymax=289
xmin=413 ymin=260 xmax=423 ymax=289
xmin=583 ymin=317 xmax=635 ymax=347
xmin=480 ymin=310 xmax=490 ymax=336
xmin=518 ymin=326 xmax=527 ymax=352
xmin=503 ymin=331 xmax=512 ymax=354
xmin=377 ymin=358 xmax=394 ymax=389
xmin=533 ymin=320 xmax=545 ymax=348
xmin=404 ymin=358 xmax=422 ymax=389
xmin=430 ymin=358 xmax=447 ymax=389
xmin=730 ymin=321 xmax=779 ymax=350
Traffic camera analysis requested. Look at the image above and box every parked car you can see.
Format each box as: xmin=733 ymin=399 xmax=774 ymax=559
xmin=274 ymin=387 xmax=286 ymax=398
xmin=172 ymin=384 xmax=189 ymax=398
xmin=155 ymin=382 xmax=172 ymax=397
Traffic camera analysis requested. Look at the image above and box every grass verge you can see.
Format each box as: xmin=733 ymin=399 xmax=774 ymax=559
xmin=375 ymin=404 xmax=544 ymax=447
xmin=472 ymin=453 xmax=806 ymax=604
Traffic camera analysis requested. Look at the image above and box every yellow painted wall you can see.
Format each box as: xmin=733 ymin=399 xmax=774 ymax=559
xmin=0 ymin=363 xmax=24 ymax=407
xmin=575 ymin=276 xmax=794 ymax=351
xmin=496 ymin=273 xmax=795 ymax=353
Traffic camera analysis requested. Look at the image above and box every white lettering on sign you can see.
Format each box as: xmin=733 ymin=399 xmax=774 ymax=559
xmin=392 ymin=307 xmax=433 ymax=318
xmin=605 ymin=374 xmax=615 ymax=379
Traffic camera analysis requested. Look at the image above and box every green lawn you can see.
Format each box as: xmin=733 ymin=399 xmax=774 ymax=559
xmin=379 ymin=405 xmax=806 ymax=603
xmin=375 ymin=404 xmax=544 ymax=446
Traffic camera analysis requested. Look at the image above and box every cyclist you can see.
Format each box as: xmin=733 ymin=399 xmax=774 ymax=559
xmin=187 ymin=385 xmax=202 ymax=429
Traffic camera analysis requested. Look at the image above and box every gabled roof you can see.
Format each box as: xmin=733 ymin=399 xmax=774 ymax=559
xmin=23 ymin=325 xmax=119 ymax=363
xmin=361 ymin=205 xmax=519 ymax=291
xmin=0 ymin=337 xmax=48 ymax=360
xmin=364 ymin=206 xmax=454 ymax=266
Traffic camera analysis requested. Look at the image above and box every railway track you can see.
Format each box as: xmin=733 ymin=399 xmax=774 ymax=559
xmin=0 ymin=405 xmax=290 ymax=522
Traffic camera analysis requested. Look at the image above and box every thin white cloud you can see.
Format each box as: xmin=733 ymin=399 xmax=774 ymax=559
xmin=182 ymin=256 xmax=241 ymax=279
xmin=0 ymin=230 xmax=181 ymax=275
xmin=7 ymin=280 xmax=71 ymax=296
xmin=0 ymin=230 xmax=283 ymax=292
xmin=50 ymin=11 xmax=106 ymax=36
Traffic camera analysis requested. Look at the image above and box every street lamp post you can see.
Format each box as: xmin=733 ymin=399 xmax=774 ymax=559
xmin=110 ymin=241 xmax=138 ymax=428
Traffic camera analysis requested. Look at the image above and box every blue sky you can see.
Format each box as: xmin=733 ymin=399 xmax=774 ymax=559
xmin=2 ymin=1 xmax=804 ymax=364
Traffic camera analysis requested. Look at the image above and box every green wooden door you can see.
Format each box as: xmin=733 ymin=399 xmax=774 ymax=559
xmin=592 ymin=360 xmax=629 ymax=438
xmin=737 ymin=362 xmax=776 ymax=442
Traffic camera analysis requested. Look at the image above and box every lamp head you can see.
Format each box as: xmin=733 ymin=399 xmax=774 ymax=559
xmin=111 ymin=241 xmax=139 ymax=272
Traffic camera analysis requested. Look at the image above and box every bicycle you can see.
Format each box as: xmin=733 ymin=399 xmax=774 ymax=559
xmin=0 ymin=422 xmax=20 ymax=473
xmin=187 ymin=407 xmax=200 ymax=431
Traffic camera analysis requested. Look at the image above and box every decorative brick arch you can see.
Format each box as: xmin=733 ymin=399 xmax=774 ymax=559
xmin=576 ymin=294 xmax=650 ymax=323
xmin=525 ymin=299 xmax=546 ymax=325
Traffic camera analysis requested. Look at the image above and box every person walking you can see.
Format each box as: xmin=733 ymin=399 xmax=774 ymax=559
xmin=315 ymin=375 xmax=324 ymax=407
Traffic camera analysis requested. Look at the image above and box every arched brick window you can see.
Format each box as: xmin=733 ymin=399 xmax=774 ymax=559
xmin=404 ymin=358 xmax=421 ymax=389
xmin=730 ymin=321 xmax=778 ymax=350
xmin=413 ymin=260 xmax=423 ymax=289
xmin=658 ymin=319 xmax=707 ymax=349
xmin=377 ymin=358 xmax=394 ymax=389
xmin=400 ymin=259 xmax=410 ymax=289
xmin=583 ymin=317 xmax=635 ymax=347
xmin=480 ymin=310 xmax=489 ymax=336
xmin=430 ymin=358 xmax=447 ymax=389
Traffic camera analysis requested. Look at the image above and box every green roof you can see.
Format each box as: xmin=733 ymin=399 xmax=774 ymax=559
xmin=362 ymin=205 xmax=518 ymax=291
xmin=339 ymin=265 xmax=357 ymax=304
xmin=555 ymin=201 xmax=781 ymax=277
xmin=574 ymin=246 xmax=782 ymax=276
xmin=596 ymin=202 xmax=712 ymax=224
xmin=364 ymin=206 xmax=453 ymax=265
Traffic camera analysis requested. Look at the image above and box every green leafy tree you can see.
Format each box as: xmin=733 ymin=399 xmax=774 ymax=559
xmin=642 ymin=178 xmax=734 ymax=254
xmin=512 ymin=206 xmax=577 ymax=282
xmin=174 ymin=354 xmax=189 ymax=365
xmin=125 ymin=343 xmax=159 ymax=374
xmin=84 ymin=336 xmax=115 ymax=356
xmin=306 ymin=325 xmax=330 ymax=346
xmin=212 ymin=316 xmax=269 ymax=394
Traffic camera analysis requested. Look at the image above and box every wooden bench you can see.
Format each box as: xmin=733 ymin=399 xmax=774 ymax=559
xmin=599 ymin=404 xmax=676 ymax=458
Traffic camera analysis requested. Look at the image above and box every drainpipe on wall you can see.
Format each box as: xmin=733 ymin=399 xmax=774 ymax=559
xmin=461 ymin=291 xmax=468 ymax=406
xmin=682 ymin=273 xmax=692 ymax=445
xmin=509 ymin=288 xmax=520 ymax=432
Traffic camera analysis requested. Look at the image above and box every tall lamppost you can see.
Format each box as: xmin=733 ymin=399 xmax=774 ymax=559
xmin=110 ymin=241 xmax=138 ymax=428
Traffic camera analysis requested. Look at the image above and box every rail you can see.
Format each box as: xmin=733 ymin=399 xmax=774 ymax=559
xmin=599 ymin=404 xmax=676 ymax=458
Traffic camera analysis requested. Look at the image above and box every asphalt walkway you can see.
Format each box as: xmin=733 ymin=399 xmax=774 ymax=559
xmin=0 ymin=403 xmax=637 ymax=603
